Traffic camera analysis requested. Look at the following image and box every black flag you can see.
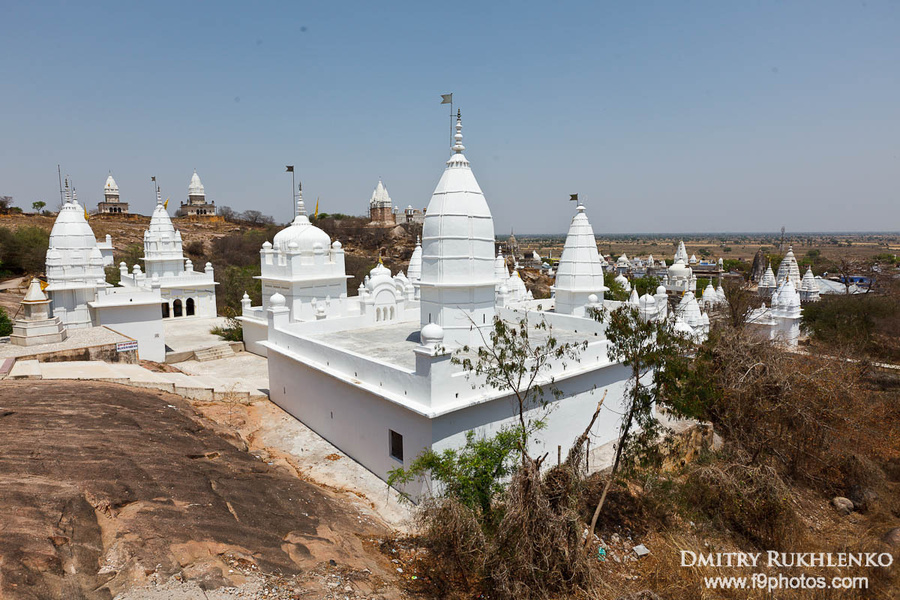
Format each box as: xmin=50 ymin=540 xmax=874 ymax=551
xmin=285 ymin=165 xmax=294 ymax=172
xmin=570 ymin=194 xmax=578 ymax=202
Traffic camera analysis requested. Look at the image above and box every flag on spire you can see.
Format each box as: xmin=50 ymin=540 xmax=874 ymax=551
xmin=440 ymin=93 xmax=452 ymax=104
xmin=285 ymin=165 xmax=294 ymax=172
xmin=314 ymin=197 xmax=319 ymax=218
xmin=164 ymin=197 xmax=169 ymax=210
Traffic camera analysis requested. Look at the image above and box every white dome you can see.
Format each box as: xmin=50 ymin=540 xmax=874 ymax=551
xmin=104 ymin=173 xmax=118 ymax=193
xmin=188 ymin=170 xmax=205 ymax=196
xmin=270 ymin=292 xmax=286 ymax=308
xmin=48 ymin=201 xmax=97 ymax=252
xmin=365 ymin=261 xmax=393 ymax=291
xmin=668 ymin=259 xmax=691 ymax=280
xmin=370 ymin=179 xmax=392 ymax=208
xmin=673 ymin=317 xmax=694 ymax=336
xmin=639 ymin=293 xmax=657 ymax=309
xmin=421 ymin=322 xmax=444 ymax=346
xmin=702 ymin=283 xmax=717 ymax=303
xmin=656 ymin=284 xmax=667 ymax=295
xmin=273 ymin=198 xmax=331 ymax=253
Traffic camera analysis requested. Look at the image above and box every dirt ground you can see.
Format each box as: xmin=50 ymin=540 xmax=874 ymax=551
xmin=0 ymin=381 xmax=408 ymax=600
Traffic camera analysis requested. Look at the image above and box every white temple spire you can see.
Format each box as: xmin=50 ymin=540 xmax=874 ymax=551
xmin=452 ymin=108 xmax=465 ymax=154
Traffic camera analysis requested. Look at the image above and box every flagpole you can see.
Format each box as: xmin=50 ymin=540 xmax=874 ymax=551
xmin=292 ymin=170 xmax=296 ymax=218
xmin=450 ymin=98 xmax=454 ymax=149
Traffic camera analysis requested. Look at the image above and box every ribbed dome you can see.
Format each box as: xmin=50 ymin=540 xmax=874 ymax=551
xmin=188 ymin=170 xmax=205 ymax=196
xmin=48 ymin=200 xmax=98 ymax=251
xmin=272 ymin=197 xmax=331 ymax=252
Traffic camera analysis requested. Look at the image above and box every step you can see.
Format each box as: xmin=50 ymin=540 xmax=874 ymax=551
xmin=103 ymin=364 xmax=177 ymax=392
xmin=8 ymin=359 xmax=41 ymax=380
xmin=39 ymin=361 xmax=129 ymax=382
xmin=192 ymin=344 xmax=235 ymax=362
xmin=155 ymin=372 xmax=217 ymax=401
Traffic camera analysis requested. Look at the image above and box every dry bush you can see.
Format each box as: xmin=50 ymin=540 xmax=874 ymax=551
xmin=489 ymin=459 xmax=596 ymax=600
xmin=684 ymin=462 xmax=800 ymax=551
xmin=690 ymin=328 xmax=890 ymax=494
xmin=413 ymin=498 xmax=486 ymax=596
xmin=408 ymin=458 xmax=599 ymax=600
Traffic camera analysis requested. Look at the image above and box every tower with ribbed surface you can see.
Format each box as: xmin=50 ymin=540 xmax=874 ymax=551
xmin=418 ymin=111 xmax=496 ymax=348
xmin=552 ymin=200 xmax=608 ymax=316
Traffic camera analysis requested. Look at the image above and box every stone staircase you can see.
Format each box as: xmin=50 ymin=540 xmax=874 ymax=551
xmin=192 ymin=344 xmax=236 ymax=362
xmin=4 ymin=359 xmax=267 ymax=402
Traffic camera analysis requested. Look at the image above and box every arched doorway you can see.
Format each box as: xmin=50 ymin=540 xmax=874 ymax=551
xmin=161 ymin=302 xmax=170 ymax=318
xmin=173 ymin=299 xmax=183 ymax=317
xmin=186 ymin=297 xmax=195 ymax=316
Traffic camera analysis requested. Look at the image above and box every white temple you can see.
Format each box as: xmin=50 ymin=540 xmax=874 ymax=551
xmin=42 ymin=182 xmax=167 ymax=361
xmin=118 ymin=186 xmax=217 ymax=319
xmin=776 ymin=246 xmax=802 ymax=289
xmin=98 ymin=172 xmax=129 ymax=214
xmin=243 ymin=112 xmax=639 ymax=493
xmin=748 ymin=278 xmax=802 ymax=345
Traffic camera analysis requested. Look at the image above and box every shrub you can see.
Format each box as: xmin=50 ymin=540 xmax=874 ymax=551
xmin=210 ymin=312 xmax=242 ymax=342
xmin=0 ymin=307 xmax=12 ymax=336
xmin=685 ymin=462 xmax=799 ymax=550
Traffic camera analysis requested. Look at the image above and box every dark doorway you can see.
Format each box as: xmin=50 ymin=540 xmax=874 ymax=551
xmin=161 ymin=302 xmax=170 ymax=318
xmin=173 ymin=299 xmax=183 ymax=317
xmin=186 ymin=297 xmax=195 ymax=316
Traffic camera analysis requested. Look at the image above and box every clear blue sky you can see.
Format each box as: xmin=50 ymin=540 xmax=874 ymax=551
xmin=1 ymin=1 xmax=897 ymax=233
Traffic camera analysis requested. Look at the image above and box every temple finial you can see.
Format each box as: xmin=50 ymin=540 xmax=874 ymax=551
xmin=452 ymin=109 xmax=465 ymax=154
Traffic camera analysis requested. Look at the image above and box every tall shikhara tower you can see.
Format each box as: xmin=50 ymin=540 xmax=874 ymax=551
xmin=418 ymin=111 xmax=496 ymax=348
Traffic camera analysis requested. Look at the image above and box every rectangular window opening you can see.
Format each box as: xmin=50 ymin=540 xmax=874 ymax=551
xmin=389 ymin=429 xmax=404 ymax=462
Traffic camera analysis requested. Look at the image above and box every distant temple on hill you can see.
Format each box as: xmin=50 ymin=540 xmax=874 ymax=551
xmin=179 ymin=170 xmax=216 ymax=216
xmin=97 ymin=173 xmax=129 ymax=214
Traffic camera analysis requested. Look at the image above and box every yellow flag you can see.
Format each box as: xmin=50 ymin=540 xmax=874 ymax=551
xmin=314 ymin=197 xmax=319 ymax=218
xmin=164 ymin=197 xmax=169 ymax=209
xmin=84 ymin=207 xmax=89 ymax=220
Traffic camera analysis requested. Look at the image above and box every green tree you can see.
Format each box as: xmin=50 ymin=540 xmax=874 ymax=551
xmin=586 ymin=305 xmax=694 ymax=542
xmin=603 ymin=271 xmax=628 ymax=301
xmin=631 ymin=275 xmax=660 ymax=296
xmin=32 ymin=201 xmax=46 ymax=213
xmin=388 ymin=426 xmax=523 ymax=519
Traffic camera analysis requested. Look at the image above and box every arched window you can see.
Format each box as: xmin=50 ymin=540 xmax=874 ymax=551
xmin=186 ymin=297 xmax=195 ymax=316
xmin=390 ymin=306 xmax=395 ymax=320
xmin=173 ymin=298 xmax=183 ymax=317
xmin=161 ymin=302 xmax=170 ymax=318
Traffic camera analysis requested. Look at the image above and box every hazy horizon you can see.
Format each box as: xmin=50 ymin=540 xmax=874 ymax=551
xmin=2 ymin=1 xmax=898 ymax=235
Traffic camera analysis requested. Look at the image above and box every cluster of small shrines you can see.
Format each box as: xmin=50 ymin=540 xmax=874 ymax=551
xmin=8 ymin=114 xmax=826 ymax=491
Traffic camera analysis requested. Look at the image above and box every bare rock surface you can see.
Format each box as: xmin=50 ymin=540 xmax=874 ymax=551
xmin=0 ymin=381 xmax=403 ymax=599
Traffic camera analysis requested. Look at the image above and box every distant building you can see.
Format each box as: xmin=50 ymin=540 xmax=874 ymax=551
xmin=97 ymin=173 xmax=129 ymax=214
xmin=179 ymin=170 xmax=216 ymax=216
xmin=368 ymin=179 xmax=395 ymax=226
xmin=404 ymin=205 xmax=425 ymax=225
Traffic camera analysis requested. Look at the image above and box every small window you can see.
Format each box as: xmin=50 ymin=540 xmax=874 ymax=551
xmin=389 ymin=430 xmax=404 ymax=462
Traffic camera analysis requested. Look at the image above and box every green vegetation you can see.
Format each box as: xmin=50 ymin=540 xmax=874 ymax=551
xmin=630 ymin=275 xmax=660 ymax=296
xmin=0 ymin=307 xmax=13 ymax=336
xmin=0 ymin=226 xmax=50 ymax=276
xmin=210 ymin=312 xmax=243 ymax=342
xmin=603 ymin=271 xmax=628 ymax=301
xmin=802 ymin=293 xmax=900 ymax=360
